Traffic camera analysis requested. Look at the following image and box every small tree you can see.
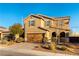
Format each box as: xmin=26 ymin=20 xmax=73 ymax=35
xmin=9 ymin=23 xmax=24 ymax=40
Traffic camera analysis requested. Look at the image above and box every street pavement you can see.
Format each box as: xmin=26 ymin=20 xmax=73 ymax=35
xmin=0 ymin=48 xmax=71 ymax=56
xmin=0 ymin=42 xmax=74 ymax=56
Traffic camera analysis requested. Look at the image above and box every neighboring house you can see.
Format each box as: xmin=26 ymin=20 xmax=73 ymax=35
xmin=0 ymin=26 xmax=9 ymax=39
xmin=24 ymin=14 xmax=70 ymax=43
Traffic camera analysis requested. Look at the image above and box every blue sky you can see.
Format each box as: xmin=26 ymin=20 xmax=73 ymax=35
xmin=0 ymin=3 xmax=79 ymax=32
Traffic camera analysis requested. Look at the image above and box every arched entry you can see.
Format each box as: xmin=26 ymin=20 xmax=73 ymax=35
xmin=52 ymin=32 xmax=56 ymax=42
xmin=60 ymin=32 xmax=65 ymax=37
xmin=52 ymin=32 xmax=56 ymax=37
xmin=60 ymin=32 xmax=66 ymax=42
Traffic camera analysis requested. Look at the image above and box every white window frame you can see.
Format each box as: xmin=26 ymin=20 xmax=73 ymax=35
xmin=29 ymin=19 xmax=35 ymax=26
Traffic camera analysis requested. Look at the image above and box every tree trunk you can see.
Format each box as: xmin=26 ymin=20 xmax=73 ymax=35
xmin=15 ymin=34 xmax=19 ymax=41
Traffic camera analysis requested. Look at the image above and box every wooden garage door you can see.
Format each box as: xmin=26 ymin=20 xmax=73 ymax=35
xmin=0 ymin=33 xmax=1 ymax=40
xmin=27 ymin=33 xmax=43 ymax=43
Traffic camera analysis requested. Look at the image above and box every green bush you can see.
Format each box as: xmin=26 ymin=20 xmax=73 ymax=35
xmin=16 ymin=37 xmax=25 ymax=43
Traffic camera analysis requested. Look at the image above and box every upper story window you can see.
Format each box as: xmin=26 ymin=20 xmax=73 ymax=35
xmin=46 ymin=21 xmax=51 ymax=26
xmin=59 ymin=20 xmax=64 ymax=25
xmin=29 ymin=20 xmax=35 ymax=26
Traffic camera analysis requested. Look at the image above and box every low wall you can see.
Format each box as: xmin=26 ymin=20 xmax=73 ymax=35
xmin=69 ymin=37 xmax=79 ymax=43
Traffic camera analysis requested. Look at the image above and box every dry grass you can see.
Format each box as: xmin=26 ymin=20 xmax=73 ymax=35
xmin=50 ymin=43 xmax=75 ymax=54
xmin=0 ymin=40 xmax=16 ymax=47
xmin=65 ymin=46 xmax=75 ymax=53
xmin=7 ymin=41 xmax=16 ymax=46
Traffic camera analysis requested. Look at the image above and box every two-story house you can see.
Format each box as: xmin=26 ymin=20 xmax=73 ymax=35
xmin=24 ymin=14 xmax=70 ymax=43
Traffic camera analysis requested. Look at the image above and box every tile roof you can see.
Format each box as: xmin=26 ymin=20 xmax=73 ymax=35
xmin=0 ymin=26 xmax=9 ymax=32
xmin=24 ymin=14 xmax=70 ymax=23
xmin=30 ymin=14 xmax=57 ymax=21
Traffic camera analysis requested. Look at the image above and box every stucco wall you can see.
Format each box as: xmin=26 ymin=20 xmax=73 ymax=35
xmin=24 ymin=15 xmax=70 ymax=42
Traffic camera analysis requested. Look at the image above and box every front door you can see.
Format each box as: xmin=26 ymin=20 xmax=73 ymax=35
xmin=60 ymin=32 xmax=66 ymax=43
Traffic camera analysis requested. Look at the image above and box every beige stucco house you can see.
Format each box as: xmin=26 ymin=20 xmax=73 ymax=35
xmin=0 ymin=26 xmax=9 ymax=40
xmin=24 ymin=14 xmax=70 ymax=43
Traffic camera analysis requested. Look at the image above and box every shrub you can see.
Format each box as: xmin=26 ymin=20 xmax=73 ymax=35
xmin=16 ymin=37 xmax=25 ymax=43
xmin=2 ymin=34 xmax=15 ymax=41
xmin=56 ymin=45 xmax=66 ymax=51
xmin=0 ymin=39 xmax=8 ymax=44
xmin=7 ymin=40 xmax=15 ymax=45
xmin=2 ymin=36 xmax=9 ymax=41
xmin=50 ymin=42 xmax=56 ymax=52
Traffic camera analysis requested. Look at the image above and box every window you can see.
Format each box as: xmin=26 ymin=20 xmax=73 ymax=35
xmin=46 ymin=21 xmax=51 ymax=26
xmin=59 ymin=21 xmax=63 ymax=25
xmin=29 ymin=20 xmax=35 ymax=26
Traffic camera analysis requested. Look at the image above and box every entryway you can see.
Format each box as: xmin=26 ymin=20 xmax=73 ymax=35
xmin=60 ymin=32 xmax=66 ymax=43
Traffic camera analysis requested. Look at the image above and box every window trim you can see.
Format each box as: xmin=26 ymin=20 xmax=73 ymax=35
xmin=45 ymin=20 xmax=51 ymax=26
xmin=29 ymin=20 xmax=35 ymax=26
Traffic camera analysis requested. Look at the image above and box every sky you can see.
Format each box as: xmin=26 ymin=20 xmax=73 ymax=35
xmin=0 ymin=3 xmax=79 ymax=32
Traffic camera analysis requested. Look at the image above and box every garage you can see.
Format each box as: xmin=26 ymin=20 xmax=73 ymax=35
xmin=27 ymin=33 xmax=44 ymax=43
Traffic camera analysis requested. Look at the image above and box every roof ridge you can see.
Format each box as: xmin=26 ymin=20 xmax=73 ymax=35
xmin=0 ymin=26 xmax=7 ymax=29
xmin=31 ymin=14 xmax=42 ymax=19
xmin=36 ymin=14 xmax=55 ymax=19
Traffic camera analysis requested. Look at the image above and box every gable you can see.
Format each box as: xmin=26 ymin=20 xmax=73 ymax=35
xmin=24 ymin=15 xmax=45 ymax=24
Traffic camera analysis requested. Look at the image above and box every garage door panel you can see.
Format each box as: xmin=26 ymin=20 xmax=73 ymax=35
xmin=27 ymin=33 xmax=43 ymax=43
